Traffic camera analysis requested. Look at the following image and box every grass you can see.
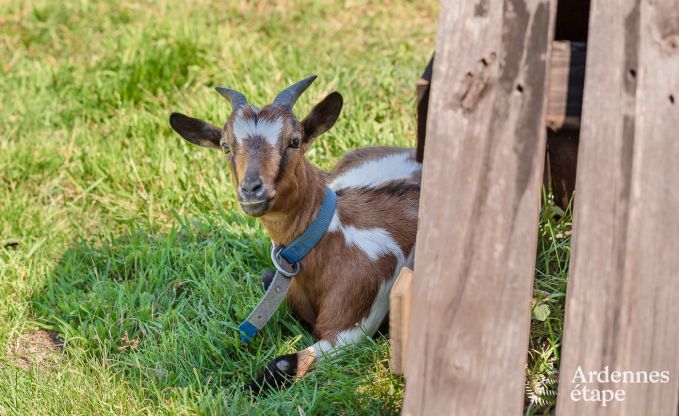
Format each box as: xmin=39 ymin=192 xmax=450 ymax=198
xmin=0 ymin=0 xmax=570 ymax=414
xmin=525 ymin=194 xmax=572 ymax=415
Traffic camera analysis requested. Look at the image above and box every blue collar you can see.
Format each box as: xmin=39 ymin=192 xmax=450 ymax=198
xmin=238 ymin=187 xmax=337 ymax=342
xmin=276 ymin=187 xmax=337 ymax=265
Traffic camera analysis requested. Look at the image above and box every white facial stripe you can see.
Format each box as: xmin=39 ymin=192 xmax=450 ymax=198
xmin=329 ymin=152 xmax=422 ymax=191
xmin=232 ymin=114 xmax=283 ymax=146
xmin=232 ymin=116 xmax=256 ymax=142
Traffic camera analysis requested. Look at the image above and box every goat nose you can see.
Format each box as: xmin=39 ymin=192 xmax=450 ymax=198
xmin=240 ymin=175 xmax=263 ymax=196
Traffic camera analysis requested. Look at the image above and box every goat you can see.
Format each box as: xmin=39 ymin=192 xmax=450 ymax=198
xmin=169 ymin=75 xmax=420 ymax=392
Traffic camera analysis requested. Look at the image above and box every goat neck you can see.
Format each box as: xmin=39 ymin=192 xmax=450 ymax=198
xmin=259 ymin=158 xmax=328 ymax=246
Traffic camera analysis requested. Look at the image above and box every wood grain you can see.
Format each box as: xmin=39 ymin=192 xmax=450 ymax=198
xmin=545 ymin=41 xmax=586 ymax=132
xmin=556 ymin=0 xmax=679 ymax=414
xmin=389 ymin=266 xmax=413 ymax=376
xmin=402 ymin=0 xmax=556 ymax=414
xmin=418 ymin=43 xmax=584 ymax=208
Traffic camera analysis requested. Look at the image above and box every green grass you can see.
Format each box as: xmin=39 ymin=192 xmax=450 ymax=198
xmin=0 ymin=0 xmax=570 ymax=414
xmin=525 ymin=194 xmax=572 ymax=415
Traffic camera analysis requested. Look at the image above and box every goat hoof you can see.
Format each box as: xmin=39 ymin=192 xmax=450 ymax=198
xmin=261 ymin=269 xmax=275 ymax=291
xmin=248 ymin=353 xmax=298 ymax=395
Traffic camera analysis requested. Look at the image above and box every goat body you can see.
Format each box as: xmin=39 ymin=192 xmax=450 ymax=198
xmin=266 ymin=147 xmax=420 ymax=379
xmin=169 ymin=76 xmax=420 ymax=392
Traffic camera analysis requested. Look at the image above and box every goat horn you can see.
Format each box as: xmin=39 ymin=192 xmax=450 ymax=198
xmin=215 ymin=87 xmax=248 ymax=111
xmin=272 ymin=75 xmax=317 ymax=109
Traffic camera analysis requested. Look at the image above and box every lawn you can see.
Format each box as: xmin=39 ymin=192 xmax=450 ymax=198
xmin=0 ymin=1 xmax=570 ymax=414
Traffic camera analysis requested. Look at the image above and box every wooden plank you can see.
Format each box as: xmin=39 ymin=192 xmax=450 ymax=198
xmin=419 ymin=44 xmax=584 ymax=206
xmin=545 ymin=41 xmax=586 ymax=131
xmin=416 ymin=56 xmax=434 ymax=163
xmin=544 ymin=41 xmax=585 ymax=210
xmin=556 ymin=0 xmax=679 ymax=414
xmin=389 ymin=266 xmax=413 ymax=376
xmin=402 ymin=0 xmax=556 ymax=414
xmin=417 ymin=42 xmax=585 ymax=149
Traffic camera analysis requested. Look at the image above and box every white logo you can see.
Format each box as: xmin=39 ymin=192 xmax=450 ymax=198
xmin=569 ymin=366 xmax=671 ymax=407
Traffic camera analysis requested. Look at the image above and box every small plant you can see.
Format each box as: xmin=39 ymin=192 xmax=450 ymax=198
xmin=525 ymin=191 xmax=572 ymax=415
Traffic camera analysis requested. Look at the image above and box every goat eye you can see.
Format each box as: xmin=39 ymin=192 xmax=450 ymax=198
xmin=221 ymin=143 xmax=230 ymax=153
xmin=289 ymin=137 xmax=300 ymax=149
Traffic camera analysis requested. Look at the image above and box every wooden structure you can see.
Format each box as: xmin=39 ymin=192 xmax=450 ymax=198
xmin=555 ymin=0 xmax=679 ymax=414
xmin=391 ymin=0 xmax=679 ymax=414
xmin=389 ymin=266 xmax=413 ymax=376
xmin=415 ymin=41 xmax=586 ymax=209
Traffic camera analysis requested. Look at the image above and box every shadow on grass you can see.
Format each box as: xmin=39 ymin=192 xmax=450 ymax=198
xmin=28 ymin=216 xmax=403 ymax=414
xmin=30 ymin=216 xmax=275 ymax=391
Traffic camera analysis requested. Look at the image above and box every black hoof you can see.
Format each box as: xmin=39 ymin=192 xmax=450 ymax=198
xmin=248 ymin=353 xmax=298 ymax=395
xmin=261 ymin=269 xmax=275 ymax=291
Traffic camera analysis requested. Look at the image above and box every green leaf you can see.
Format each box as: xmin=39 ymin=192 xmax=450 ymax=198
xmin=532 ymin=304 xmax=551 ymax=321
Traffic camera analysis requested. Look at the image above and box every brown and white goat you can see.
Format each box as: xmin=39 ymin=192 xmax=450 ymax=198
xmin=169 ymin=76 xmax=420 ymax=392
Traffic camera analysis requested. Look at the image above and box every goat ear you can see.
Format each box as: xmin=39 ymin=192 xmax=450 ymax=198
xmin=169 ymin=112 xmax=222 ymax=149
xmin=301 ymin=92 xmax=343 ymax=144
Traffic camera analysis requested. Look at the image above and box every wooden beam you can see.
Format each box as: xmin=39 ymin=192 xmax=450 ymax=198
xmin=544 ymin=41 xmax=585 ymax=209
xmin=417 ymin=43 xmax=584 ymax=210
xmin=417 ymin=41 xmax=585 ymax=151
xmin=402 ymin=0 xmax=556 ymax=414
xmin=389 ymin=266 xmax=413 ymax=376
xmin=545 ymin=41 xmax=586 ymax=132
xmin=556 ymin=0 xmax=679 ymax=414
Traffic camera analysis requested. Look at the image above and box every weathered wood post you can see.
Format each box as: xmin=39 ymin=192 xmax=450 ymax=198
xmin=402 ymin=0 xmax=556 ymax=414
xmin=556 ymin=0 xmax=679 ymax=414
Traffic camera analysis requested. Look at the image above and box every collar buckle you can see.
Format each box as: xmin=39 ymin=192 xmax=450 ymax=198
xmin=270 ymin=245 xmax=301 ymax=277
